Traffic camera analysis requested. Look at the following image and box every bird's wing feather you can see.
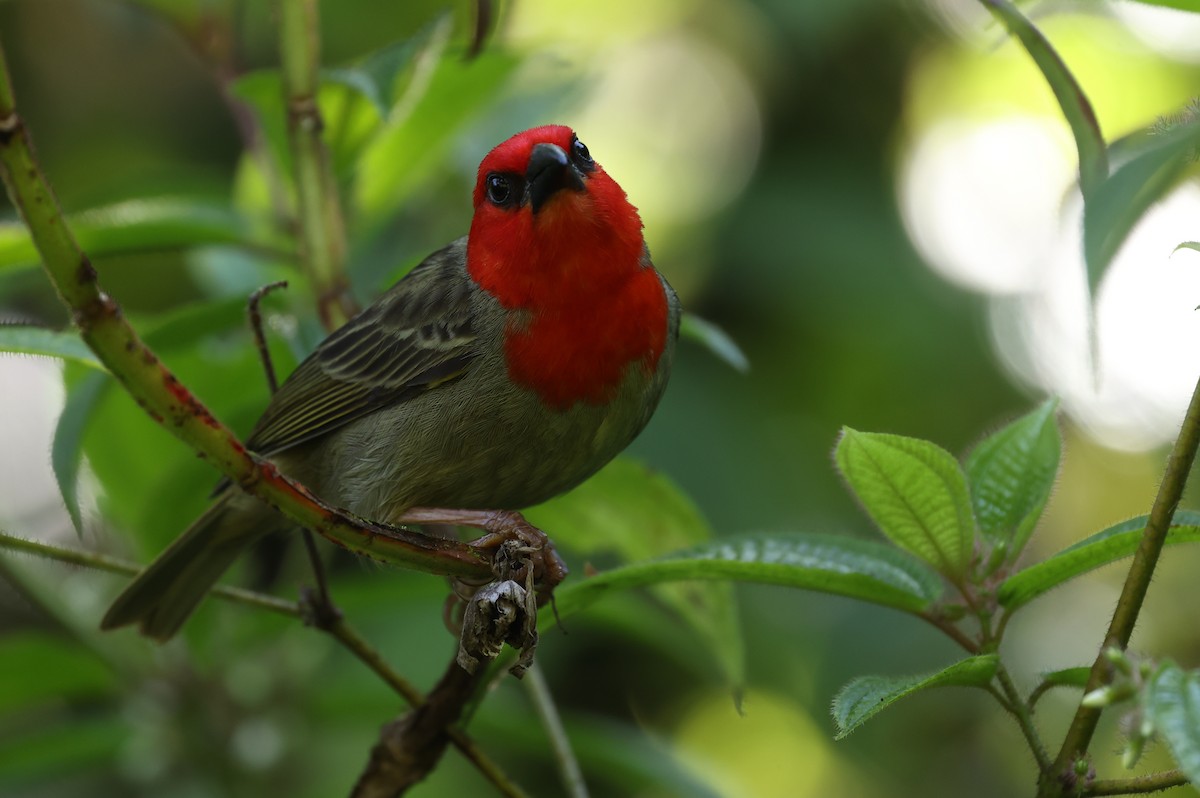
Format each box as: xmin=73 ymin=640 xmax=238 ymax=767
xmin=246 ymin=239 xmax=479 ymax=457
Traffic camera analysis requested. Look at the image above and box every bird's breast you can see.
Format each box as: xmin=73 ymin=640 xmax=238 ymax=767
xmin=500 ymin=266 xmax=669 ymax=410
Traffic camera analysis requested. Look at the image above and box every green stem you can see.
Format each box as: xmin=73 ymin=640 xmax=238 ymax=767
xmin=1085 ymin=770 xmax=1188 ymax=796
xmin=277 ymin=0 xmax=354 ymax=330
xmin=525 ymin=661 xmax=589 ymax=798
xmin=1029 ymin=677 xmax=1075 ymax=711
xmin=0 ymin=36 xmax=494 ymax=582
xmin=994 ymin=663 xmax=1051 ymax=772
xmin=1042 ymin=371 xmax=1200 ymax=796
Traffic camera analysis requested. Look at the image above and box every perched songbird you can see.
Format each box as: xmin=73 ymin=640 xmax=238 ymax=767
xmin=102 ymin=125 xmax=680 ymax=640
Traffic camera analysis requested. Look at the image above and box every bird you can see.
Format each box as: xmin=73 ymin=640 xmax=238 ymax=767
xmin=101 ymin=124 xmax=680 ymax=640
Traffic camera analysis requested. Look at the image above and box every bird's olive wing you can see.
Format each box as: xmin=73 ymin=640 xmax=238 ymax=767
xmin=245 ymin=242 xmax=478 ymax=456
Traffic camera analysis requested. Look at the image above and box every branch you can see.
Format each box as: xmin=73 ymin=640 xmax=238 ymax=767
xmin=353 ymin=656 xmax=493 ymax=797
xmin=1043 ymin=371 xmax=1200 ymax=795
xmin=277 ymin=0 xmax=355 ymax=329
xmin=0 ymin=36 xmax=495 ymax=584
xmin=321 ymin=617 xmax=531 ymax=798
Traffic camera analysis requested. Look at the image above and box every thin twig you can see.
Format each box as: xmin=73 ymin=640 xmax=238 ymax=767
xmin=0 ymin=530 xmax=300 ymax=618
xmin=1042 ymin=372 xmax=1200 ymax=795
xmin=247 ymin=280 xmax=288 ymax=393
xmin=524 ymin=661 xmax=589 ymax=798
xmin=1085 ymin=770 xmax=1188 ymax=796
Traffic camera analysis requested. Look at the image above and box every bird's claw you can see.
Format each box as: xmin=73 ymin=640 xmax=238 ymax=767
xmin=465 ymin=510 xmax=568 ymax=600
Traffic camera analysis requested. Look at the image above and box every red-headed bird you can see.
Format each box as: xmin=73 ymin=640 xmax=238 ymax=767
xmin=102 ymin=125 xmax=680 ymax=639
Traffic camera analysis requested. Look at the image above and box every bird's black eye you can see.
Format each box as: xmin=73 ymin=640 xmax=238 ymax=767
xmin=571 ymin=137 xmax=595 ymax=172
xmin=486 ymin=173 xmax=515 ymax=207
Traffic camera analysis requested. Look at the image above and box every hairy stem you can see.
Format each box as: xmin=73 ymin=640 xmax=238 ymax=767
xmin=995 ymin=663 xmax=1051 ymax=772
xmin=918 ymin=609 xmax=980 ymax=653
xmin=277 ymin=0 xmax=354 ymax=329
xmin=1085 ymin=770 xmax=1188 ymax=796
xmin=0 ymin=36 xmax=494 ymax=582
xmin=1042 ymin=372 xmax=1200 ymax=796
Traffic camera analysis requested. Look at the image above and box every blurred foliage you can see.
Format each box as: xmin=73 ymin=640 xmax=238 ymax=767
xmin=2 ymin=0 xmax=1200 ymax=797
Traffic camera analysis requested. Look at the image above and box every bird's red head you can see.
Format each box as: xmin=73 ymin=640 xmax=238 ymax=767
xmin=466 ymin=125 xmax=668 ymax=409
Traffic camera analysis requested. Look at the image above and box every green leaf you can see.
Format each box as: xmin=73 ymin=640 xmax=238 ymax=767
xmin=0 ymin=715 xmax=123 ymax=783
xmin=1173 ymin=241 xmax=1200 ymax=255
xmin=998 ymin=510 xmax=1200 ymax=610
xmin=981 ymin=0 xmax=1106 ymax=200
xmin=230 ymin=68 xmax=293 ymax=180
xmin=1147 ymin=662 xmax=1200 ymax=785
xmin=0 ymin=326 xmax=105 ymax=370
xmin=322 ymin=20 xmax=441 ymax=119
xmin=527 ymin=458 xmax=710 ymax=562
xmin=52 ymin=370 xmax=109 ymax=537
xmin=526 ymin=459 xmax=743 ymax=689
xmin=0 ymin=632 xmax=116 ymax=717
xmin=0 ymin=198 xmax=283 ymax=271
xmin=965 ymin=399 xmax=1060 ymax=560
xmin=831 ymin=655 xmax=998 ymax=739
xmin=835 ymin=428 xmax=974 ymax=579
xmin=679 ymin=312 xmax=749 ymax=373
xmin=356 ymin=38 xmax=520 ymax=225
xmin=1083 ymin=114 xmax=1200 ymax=293
xmin=1039 ymin=667 xmax=1091 ymax=689
xmin=551 ymin=533 xmax=945 ymax=622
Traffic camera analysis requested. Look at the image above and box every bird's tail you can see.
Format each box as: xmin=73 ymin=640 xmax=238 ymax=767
xmin=101 ymin=497 xmax=265 ymax=641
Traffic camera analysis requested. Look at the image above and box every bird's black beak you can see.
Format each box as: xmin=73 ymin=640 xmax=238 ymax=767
xmin=526 ymin=143 xmax=586 ymax=214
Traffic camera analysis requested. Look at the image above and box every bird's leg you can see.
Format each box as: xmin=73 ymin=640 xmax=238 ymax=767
xmin=396 ymin=508 xmax=569 ymax=597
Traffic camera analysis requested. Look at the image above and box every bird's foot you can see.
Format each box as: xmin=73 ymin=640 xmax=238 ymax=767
xmin=399 ymin=507 xmax=567 ymax=677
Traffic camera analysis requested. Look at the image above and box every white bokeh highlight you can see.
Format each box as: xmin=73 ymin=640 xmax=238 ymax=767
xmin=900 ymin=117 xmax=1075 ymax=295
xmin=900 ymin=116 xmax=1200 ymax=451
